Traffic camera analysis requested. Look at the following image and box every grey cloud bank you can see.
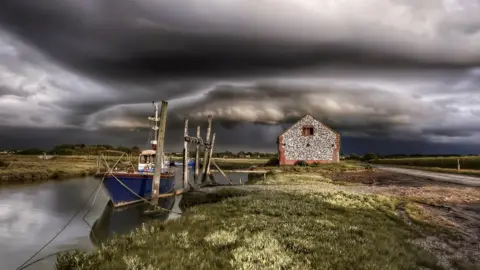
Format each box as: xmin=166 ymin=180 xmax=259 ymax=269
xmin=0 ymin=0 xmax=480 ymax=154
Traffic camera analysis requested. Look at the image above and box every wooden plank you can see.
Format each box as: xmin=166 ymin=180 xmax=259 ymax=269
xmin=209 ymin=170 xmax=269 ymax=173
xmin=211 ymin=159 xmax=232 ymax=184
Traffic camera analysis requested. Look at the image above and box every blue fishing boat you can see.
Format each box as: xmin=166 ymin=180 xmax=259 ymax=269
xmin=100 ymin=170 xmax=176 ymax=207
xmin=95 ymin=101 xmax=176 ymax=207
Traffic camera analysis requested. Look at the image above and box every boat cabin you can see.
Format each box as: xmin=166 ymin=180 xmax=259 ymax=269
xmin=138 ymin=150 xmax=170 ymax=173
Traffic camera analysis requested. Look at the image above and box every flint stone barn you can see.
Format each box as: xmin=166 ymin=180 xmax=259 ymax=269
xmin=277 ymin=114 xmax=341 ymax=165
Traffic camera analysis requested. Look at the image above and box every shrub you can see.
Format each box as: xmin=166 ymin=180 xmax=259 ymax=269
xmin=364 ymin=164 xmax=374 ymax=171
xmin=0 ymin=160 xmax=9 ymax=168
xmin=295 ymin=160 xmax=308 ymax=167
xmin=264 ymin=157 xmax=279 ymax=166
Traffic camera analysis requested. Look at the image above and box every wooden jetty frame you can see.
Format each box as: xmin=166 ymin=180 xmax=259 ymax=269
xmin=97 ymin=100 xmax=241 ymax=207
xmin=182 ymin=115 xmax=217 ymax=188
xmin=148 ymin=100 xmax=222 ymax=198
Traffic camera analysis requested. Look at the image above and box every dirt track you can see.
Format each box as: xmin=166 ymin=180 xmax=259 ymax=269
xmin=372 ymin=165 xmax=480 ymax=187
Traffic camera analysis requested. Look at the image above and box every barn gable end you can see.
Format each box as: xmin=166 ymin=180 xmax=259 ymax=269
xmin=278 ymin=114 xmax=340 ymax=165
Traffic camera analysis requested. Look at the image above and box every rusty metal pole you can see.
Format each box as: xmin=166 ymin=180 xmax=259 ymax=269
xmin=152 ymin=101 xmax=168 ymax=201
xmin=194 ymin=126 xmax=200 ymax=184
xmin=183 ymin=118 xmax=189 ymax=189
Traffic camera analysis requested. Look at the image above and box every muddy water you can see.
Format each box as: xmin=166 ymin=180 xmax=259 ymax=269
xmin=0 ymin=168 xmax=257 ymax=270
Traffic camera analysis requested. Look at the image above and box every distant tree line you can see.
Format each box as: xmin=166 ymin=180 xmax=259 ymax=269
xmin=11 ymin=144 xmax=142 ymax=156
xmin=7 ymin=145 xmax=278 ymax=158
xmin=5 ymin=145 xmax=478 ymax=160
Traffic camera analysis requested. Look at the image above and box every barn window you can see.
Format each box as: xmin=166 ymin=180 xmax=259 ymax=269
xmin=302 ymin=126 xmax=314 ymax=136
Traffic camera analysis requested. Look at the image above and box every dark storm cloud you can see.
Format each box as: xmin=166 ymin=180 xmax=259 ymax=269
xmin=1 ymin=0 xmax=480 ymax=82
xmin=1 ymin=0 xmax=480 ymax=153
xmin=83 ymin=76 xmax=480 ymax=146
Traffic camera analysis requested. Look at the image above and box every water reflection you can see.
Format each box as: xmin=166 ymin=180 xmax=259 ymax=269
xmin=89 ymin=196 xmax=177 ymax=245
xmin=0 ymin=169 xmax=261 ymax=269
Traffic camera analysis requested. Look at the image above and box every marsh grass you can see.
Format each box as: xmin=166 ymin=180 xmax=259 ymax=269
xmin=56 ymin=188 xmax=442 ymax=270
xmin=248 ymin=172 xmax=333 ymax=185
xmin=0 ymin=155 xmax=97 ymax=183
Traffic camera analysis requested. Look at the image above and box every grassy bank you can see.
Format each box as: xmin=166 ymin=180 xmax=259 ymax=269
xmin=0 ymin=155 xmax=97 ymax=184
xmin=372 ymin=156 xmax=480 ymax=170
xmin=56 ymin=185 xmax=445 ymax=269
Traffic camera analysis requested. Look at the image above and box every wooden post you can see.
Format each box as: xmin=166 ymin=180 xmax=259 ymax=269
xmin=152 ymin=101 xmax=168 ymax=200
xmin=183 ymin=118 xmax=189 ymax=189
xmin=194 ymin=126 xmax=200 ymax=183
xmin=457 ymin=158 xmax=460 ymax=171
xmin=201 ymin=115 xmax=212 ymax=183
xmin=205 ymin=133 xmax=216 ymax=183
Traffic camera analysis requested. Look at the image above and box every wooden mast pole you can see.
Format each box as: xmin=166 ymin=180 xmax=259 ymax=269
xmin=183 ymin=118 xmax=189 ymax=189
xmin=152 ymin=101 xmax=168 ymax=200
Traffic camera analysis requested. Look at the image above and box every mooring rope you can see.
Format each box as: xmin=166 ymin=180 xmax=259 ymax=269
xmin=109 ymin=173 xmax=184 ymax=215
xmin=16 ymin=249 xmax=77 ymax=270
xmin=81 ymin=172 xmax=107 ymax=246
xmin=15 ymin=177 xmax=104 ymax=270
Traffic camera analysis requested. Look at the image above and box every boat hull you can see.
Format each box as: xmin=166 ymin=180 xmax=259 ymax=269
xmin=98 ymin=173 xmax=176 ymax=207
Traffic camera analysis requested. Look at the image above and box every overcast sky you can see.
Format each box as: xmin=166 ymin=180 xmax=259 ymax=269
xmin=0 ymin=0 xmax=480 ymax=154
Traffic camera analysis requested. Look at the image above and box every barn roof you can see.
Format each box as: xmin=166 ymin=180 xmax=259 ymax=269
xmin=277 ymin=113 xmax=339 ymax=138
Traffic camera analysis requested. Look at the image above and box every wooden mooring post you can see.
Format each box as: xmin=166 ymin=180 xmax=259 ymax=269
xmin=151 ymin=101 xmax=168 ymax=201
xmin=183 ymin=118 xmax=189 ymax=189
xmin=206 ymin=133 xmax=216 ymax=179
xmin=194 ymin=126 xmax=201 ymax=183
xmin=201 ymin=115 xmax=212 ymax=183
xmin=181 ymin=115 xmax=224 ymax=188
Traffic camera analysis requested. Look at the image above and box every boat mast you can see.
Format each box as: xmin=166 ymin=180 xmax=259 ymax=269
xmin=148 ymin=101 xmax=160 ymax=150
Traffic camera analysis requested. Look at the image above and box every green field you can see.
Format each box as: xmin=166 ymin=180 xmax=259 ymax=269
xmin=371 ymin=156 xmax=480 ymax=170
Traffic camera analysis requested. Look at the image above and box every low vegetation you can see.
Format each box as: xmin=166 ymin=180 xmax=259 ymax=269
xmin=0 ymin=155 xmax=97 ymax=184
xmin=56 ymin=187 xmax=442 ymax=270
